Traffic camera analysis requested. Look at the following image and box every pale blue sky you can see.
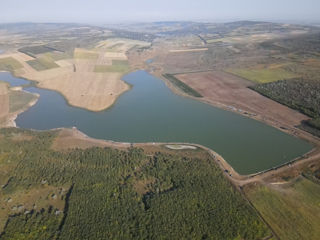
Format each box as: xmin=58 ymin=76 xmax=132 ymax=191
xmin=1 ymin=0 xmax=320 ymax=23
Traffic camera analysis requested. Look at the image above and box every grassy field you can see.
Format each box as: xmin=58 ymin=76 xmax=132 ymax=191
xmin=0 ymin=57 xmax=23 ymax=71
xmin=9 ymin=90 xmax=37 ymax=113
xmin=27 ymin=57 xmax=59 ymax=71
xmin=245 ymin=177 xmax=320 ymax=240
xmin=0 ymin=82 xmax=37 ymax=127
xmin=0 ymin=128 xmax=271 ymax=239
xmin=163 ymin=73 xmax=203 ymax=97
xmin=74 ymin=49 xmax=98 ymax=59
xmin=41 ymin=52 xmax=71 ymax=61
xmin=227 ymin=67 xmax=297 ymax=83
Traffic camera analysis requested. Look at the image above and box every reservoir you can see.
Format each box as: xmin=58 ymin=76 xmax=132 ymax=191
xmin=1 ymin=71 xmax=313 ymax=175
xmin=0 ymin=71 xmax=29 ymax=86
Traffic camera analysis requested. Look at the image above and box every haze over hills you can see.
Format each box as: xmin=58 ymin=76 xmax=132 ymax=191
xmin=1 ymin=0 xmax=320 ymax=23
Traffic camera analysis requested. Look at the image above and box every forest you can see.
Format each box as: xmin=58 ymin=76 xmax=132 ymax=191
xmin=251 ymin=78 xmax=320 ymax=134
xmin=0 ymin=128 xmax=270 ymax=239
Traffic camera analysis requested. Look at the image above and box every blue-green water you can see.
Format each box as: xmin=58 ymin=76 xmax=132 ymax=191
xmin=1 ymin=71 xmax=313 ymax=174
xmin=145 ymin=59 xmax=153 ymax=64
xmin=0 ymin=71 xmax=29 ymax=86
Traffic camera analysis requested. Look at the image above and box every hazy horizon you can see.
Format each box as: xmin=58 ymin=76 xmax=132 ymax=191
xmin=1 ymin=0 xmax=320 ymax=24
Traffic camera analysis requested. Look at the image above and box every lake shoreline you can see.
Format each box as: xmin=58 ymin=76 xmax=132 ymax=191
xmin=48 ymin=127 xmax=320 ymax=186
xmin=153 ymin=70 xmax=319 ymax=155
xmin=3 ymin=67 xmax=318 ymax=151
xmin=3 ymin=90 xmax=39 ymax=128
xmin=1 ymin=70 xmax=315 ymax=175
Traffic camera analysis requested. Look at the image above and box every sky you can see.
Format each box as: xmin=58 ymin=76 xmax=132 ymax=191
xmin=1 ymin=0 xmax=320 ymax=24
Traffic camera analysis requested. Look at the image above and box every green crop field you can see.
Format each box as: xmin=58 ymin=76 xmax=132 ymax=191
xmin=227 ymin=67 xmax=297 ymax=83
xmin=245 ymin=177 xmax=320 ymax=240
xmin=27 ymin=57 xmax=59 ymax=71
xmin=0 ymin=128 xmax=270 ymax=240
xmin=0 ymin=57 xmax=23 ymax=71
xmin=163 ymin=73 xmax=203 ymax=97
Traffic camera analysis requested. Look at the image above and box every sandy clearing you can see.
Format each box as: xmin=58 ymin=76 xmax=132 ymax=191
xmin=175 ymin=71 xmax=309 ymax=128
xmin=55 ymin=59 xmax=73 ymax=67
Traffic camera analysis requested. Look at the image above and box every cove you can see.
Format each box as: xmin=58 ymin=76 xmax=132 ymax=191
xmin=1 ymin=71 xmax=313 ymax=175
xmin=0 ymin=71 xmax=29 ymax=86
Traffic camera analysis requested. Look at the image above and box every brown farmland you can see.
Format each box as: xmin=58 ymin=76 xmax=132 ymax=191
xmin=175 ymin=71 xmax=309 ymax=128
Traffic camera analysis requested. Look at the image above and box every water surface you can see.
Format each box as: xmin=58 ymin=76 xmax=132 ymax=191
xmin=1 ymin=71 xmax=312 ymax=175
xmin=145 ymin=59 xmax=153 ymax=64
xmin=0 ymin=71 xmax=30 ymax=86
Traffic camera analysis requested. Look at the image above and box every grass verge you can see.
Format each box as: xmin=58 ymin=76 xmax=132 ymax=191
xmin=9 ymin=90 xmax=37 ymax=113
xmin=227 ymin=67 xmax=296 ymax=83
xmin=245 ymin=177 xmax=320 ymax=240
xmin=163 ymin=73 xmax=203 ymax=98
xmin=0 ymin=57 xmax=23 ymax=71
